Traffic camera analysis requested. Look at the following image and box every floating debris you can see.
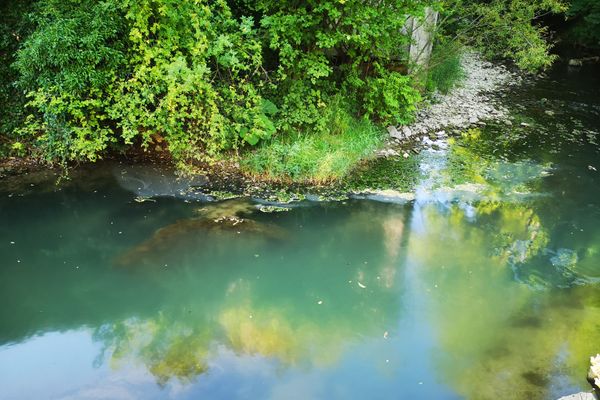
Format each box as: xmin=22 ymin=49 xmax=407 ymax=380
xmin=134 ymin=196 xmax=156 ymax=203
xmin=258 ymin=205 xmax=292 ymax=213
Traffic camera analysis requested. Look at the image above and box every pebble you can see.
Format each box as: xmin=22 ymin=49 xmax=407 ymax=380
xmin=382 ymin=52 xmax=517 ymax=155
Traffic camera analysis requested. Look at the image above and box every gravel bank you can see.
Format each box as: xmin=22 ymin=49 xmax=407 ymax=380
xmin=380 ymin=52 xmax=520 ymax=157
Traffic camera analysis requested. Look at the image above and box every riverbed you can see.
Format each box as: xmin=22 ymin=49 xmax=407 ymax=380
xmin=0 ymin=63 xmax=599 ymax=400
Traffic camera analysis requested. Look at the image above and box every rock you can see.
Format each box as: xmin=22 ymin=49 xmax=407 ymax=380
xmin=569 ymin=59 xmax=583 ymax=67
xmin=422 ymin=137 xmax=434 ymax=146
xmin=387 ymin=126 xmax=403 ymax=140
xmin=356 ymin=189 xmax=416 ymax=203
xmin=588 ymin=354 xmax=600 ymax=391
xmin=257 ymin=205 xmax=291 ymax=213
xmin=377 ymin=149 xmax=400 ymax=158
xmin=115 ymin=211 xmax=288 ymax=267
xmin=557 ymin=392 xmax=597 ymax=400
xmin=387 ymin=52 xmax=515 ymax=147
xmin=114 ymin=164 xmax=209 ymax=200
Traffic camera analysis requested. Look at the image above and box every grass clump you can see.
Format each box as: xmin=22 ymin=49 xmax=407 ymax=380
xmin=425 ymin=43 xmax=465 ymax=94
xmin=240 ymin=99 xmax=384 ymax=184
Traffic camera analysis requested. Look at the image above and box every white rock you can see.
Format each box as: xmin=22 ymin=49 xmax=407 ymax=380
xmin=557 ymin=393 xmax=596 ymax=400
xmin=589 ymin=354 xmax=600 ymax=389
xmin=387 ymin=125 xmax=403 ymax=140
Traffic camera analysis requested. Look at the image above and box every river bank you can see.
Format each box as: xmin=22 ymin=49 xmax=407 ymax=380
xmin=1 ymin=52 xmax=521 ymax=204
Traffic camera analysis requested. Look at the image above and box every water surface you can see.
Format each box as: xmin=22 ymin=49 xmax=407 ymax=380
xmin=1 ymin=64 xmax=599 ymax=400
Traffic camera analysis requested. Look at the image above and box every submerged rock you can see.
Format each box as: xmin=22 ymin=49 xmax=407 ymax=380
xmin=257 ymin=205 xmax=292 ymax=213
xmin=115 ymin=200 xmax=287 ymax=267
xmin=194 ymin=199 xmax=258 ymax=219
xmin=550 ymin=249 xmax=579 ymax=271
xmin=352 ymin=189 xmax=416 ymax=203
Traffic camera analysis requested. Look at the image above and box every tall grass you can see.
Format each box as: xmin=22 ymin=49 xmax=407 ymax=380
xmin=240 ymin=99 xmax=384 ymax=184
xmin=426 ymin=42 xmax=465 ymax=94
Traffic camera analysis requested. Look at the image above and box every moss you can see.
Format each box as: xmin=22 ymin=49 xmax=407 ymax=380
xmin=342 ymin=155 xmax=421 ymax=193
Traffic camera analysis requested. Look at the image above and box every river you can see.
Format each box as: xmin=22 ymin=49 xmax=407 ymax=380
xmin=0 ymin=63 xmax=599 ymax=400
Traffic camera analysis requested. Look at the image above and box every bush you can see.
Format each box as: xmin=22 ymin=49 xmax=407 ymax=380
xmin=13 ymin=0 xmax=129 ymax=163
xmin=0 ymin=0 xmax=35 ymax=156
xmin=7 ymin=0 xmax=426 ymax=167
xmin=442 ymin=0 xmax=567 ymax=72
xmin=3 ymin=0 xmax=569 ymax=170
xmin=566 ymin=0 xmax=600 ymax=49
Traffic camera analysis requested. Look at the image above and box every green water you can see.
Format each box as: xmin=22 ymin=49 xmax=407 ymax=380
xmin=1 ymin=65 xmax=600 ymax=400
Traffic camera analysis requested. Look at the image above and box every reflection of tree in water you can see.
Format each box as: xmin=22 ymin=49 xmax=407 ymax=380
xmin=93 ymin=298 xmax=377 ymax=385
xmin=408 ymin=202 xmax=600 ymax=399
xmin=94 ymin=202 xmax=410 ymax=386
xmin=433 ymin=285 xmax=600 ymax=400
xmin=438 ymin=132 xmax=599 ymax=288
xmin=94 ymin=316 xmax=211 ymax=386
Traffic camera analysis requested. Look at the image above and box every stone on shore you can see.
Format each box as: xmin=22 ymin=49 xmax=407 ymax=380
xmin=588 ymin=354 xmax=600 ymax=391
xmin=379 ymin=52 xmax=518 ymax=157
xmin=557 ymin=393 xmax=596 ymax=400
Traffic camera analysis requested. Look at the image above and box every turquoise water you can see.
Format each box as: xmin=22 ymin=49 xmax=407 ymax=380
xmin=1 ymin=64 xmax=599 ymax=400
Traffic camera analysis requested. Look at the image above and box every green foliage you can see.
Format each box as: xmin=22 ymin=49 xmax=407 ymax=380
xmin=0 ymin=0 xmax=35 ymax=156
xmin=442 ymin=0 xmax=567 ymax=72
xmin=7 ymin=0 xmax=428 ymax=170
xmin=241 ymin=98 xmax=383 ymax=183
xmin=361 ymin=69 xmax=421 ymax=125
xmin=111 ymin=0 xmax=270 ymax=164
xmin=566 ymin=0 xmax=600 ymax=48
xmin=1 ymin=0 xmax=571 ymax=172
xmin=13 ymin=0 xmax=128 ymax=163
xmin=252 ymin=0 xmax=427 ymax=129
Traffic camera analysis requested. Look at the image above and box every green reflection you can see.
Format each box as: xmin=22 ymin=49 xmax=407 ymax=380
xmin=408 ymin=201 xmax=600 ymax=399
xmin=88 ymin=202 xmax=410 ymax=385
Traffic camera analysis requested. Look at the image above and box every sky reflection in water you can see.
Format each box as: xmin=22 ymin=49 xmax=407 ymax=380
xmin=1 ymin=64 xmax=600 ymax=400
